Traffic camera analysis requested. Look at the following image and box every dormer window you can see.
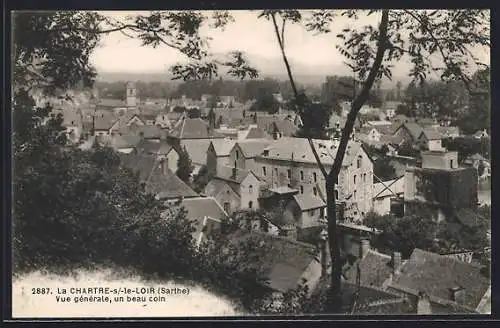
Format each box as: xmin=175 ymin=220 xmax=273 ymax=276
xmin=357 ymin=156 xmax=362 ymax=168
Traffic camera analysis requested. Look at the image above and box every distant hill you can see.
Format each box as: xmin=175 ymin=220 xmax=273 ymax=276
xmin=96 ymin=52 xmax=414 ymax=88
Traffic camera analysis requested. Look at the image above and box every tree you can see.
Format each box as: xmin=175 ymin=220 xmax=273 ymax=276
xmin=192 ymin=165 xmax=213 ymax=193
xmin=373 ymin=158 xmax=397 ymax=182
xmin=176 ymin=146 xmax=194 ymax=184
xmin=251 ymin=87 xmax=280 ymax=114
xmin=258 ymin=9 xmax=488 ymax=311
xmin=396 ymin=81 xmax=402 ymax=101
xmin=207 ymin=108 xmax=216 ymax=129
xmin=187 ymin=107 xmax=201 ymax=118
xmin=403 ymin=79 xmax=469 ymax=119
xmin=294 ymin=102 xmax=333 ymax=139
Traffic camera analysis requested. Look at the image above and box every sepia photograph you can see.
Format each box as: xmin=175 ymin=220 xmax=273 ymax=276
xmin=10 ymin=8 xmax=491 ymax=318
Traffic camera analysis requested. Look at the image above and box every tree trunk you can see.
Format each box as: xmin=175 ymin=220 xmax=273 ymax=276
xmin=325 ymin=177 xmax=342 ymax=312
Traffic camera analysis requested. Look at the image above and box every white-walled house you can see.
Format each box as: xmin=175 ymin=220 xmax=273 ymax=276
xmin=250 ymin=137 xmax=374 ymax=223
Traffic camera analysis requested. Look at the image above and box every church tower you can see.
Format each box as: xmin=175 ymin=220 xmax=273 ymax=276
xmin=126 ymin=81 xmax=137 ymax=108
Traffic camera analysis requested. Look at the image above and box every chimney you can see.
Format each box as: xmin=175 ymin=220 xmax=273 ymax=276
xmin=417 ymin=291 xmax=432 ymax=314
xmin=392 ymin=251 xmax=402 ymax=275
xmin=161 ymin=159 xmax=168 ymax=175
xmin=359 ymin=239 xmax=370 ymax=258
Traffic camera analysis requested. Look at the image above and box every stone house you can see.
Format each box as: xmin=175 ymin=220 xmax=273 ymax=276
xmin=283 ymin=194 xmax=326 ymax=230
xmin=393 ymin=122 xmax=424 ymax=145
xmin=417 ymin=128 xmax=444 ymax=151
xmin=228 ymin=139 xmax=272 ymax=172
xmin=206 ymin=139 xmax=236 ymax=176
xmin=204 ymin=167 xmax=263 ymax=214
xmin=119 ymin=153 xmax=198 ymax=201
xmin=404 ymin=150 xmax=478 ymax=221
xmin=254 ymin=137 xmax=374 ymax=223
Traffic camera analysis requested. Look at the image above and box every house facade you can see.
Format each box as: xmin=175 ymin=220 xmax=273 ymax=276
xmin=252 ymin=137 xmax=374 ymax=223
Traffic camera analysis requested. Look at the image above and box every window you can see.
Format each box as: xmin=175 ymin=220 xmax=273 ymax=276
xmin=300 ymin=170 xmax=304 ymax=181
xmin=450 ymin=159 xmax=454 ymax=168
xmin=262 ymin=166 xmax=267 ymax=176
xmin=357 ymin=156 xmax=362 ymax=169
xmin=354 ymin=190 xmax=357 ymax=199
xmin=334 ymin=190 xmax=339 ymax=200
xmin=300 ymin=186 xmax=304 ymax=194
xmin=363 ymin=173 xmax=366 ymax=182
xmin=313 ymin=172 xmax=317 ymax=183
xmin=354 ymin=175 xmax=357 ymax=184
xmin=274 ymin=168 xmax=278 ymax=177
xmin=313 ymin=187 xmax=317 ymax=196
xmin=310 ymin=209 xmax=316 ymax=216
xmin=249 ymin=185 xmax=253 ymax=194
xmin=287 ymin=169 xmax=292 ymax=179
xmin=236 ymin=150 xmax=239 ymax=160
xmin=248 ymin=201 xmax=253 ymax=209
xmin=223 ymin=202 xmax=230 ymax=213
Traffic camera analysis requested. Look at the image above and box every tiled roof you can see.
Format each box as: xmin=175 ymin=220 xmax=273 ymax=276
xmin=181 ymin=139 xmax=212 ymax=165
xmin=136 ymin=139 xmax=165 ymax=155
xmin=390 ymin=248 xmax=490 ymax=309
xmin=399 ymin=123 xmax=424 ymax=140
xmin=420 ymin=127 xmax=442 ymax=140
xmin=272 ymin=120 xmax=299 ymax=137
xmin=215 ymin=165 xmax=253 ymax=185
xmin=237 ymin=139 xmax=272 ymax=158
xmin=152 ymin=169 xmax=198 ymax=199
xmin=109 ymin=134 xmax=141 ymax=149
xmin=56 ymin=109 xmax=82 ymax=127
xmin=341 ymin=282 xmax=414 ymax=314
xmin=169 ymin=118 xmax=224 ymax=139
xmin=229 ymin=231 xmax=319 ymax=293
xmin=259 ymin=137 xmax=363 ymax=167
xmin=293 ymin=194 xmax=326 ymax=211
xmin=120 ymin=153 xmax=197 ymax=199
xmin=94 ymin=111 xmax=117 ymax=131
xmin=119 ymin=154 xmax=156 ymax=182
xmin=111 ymin=112 xmax=141 ymax=131
xmin=137 ymin=125 xmax=166 ymax=139
xmin=210 ymin=139 xmax=236 ymax=156
xmin=204 ymin=178 xmax=240 ymax=199
xmin=246 ymin=126 xmax=270 ymax=139
xmin=344 ymin=250 xmax=393 ymax=288
xmin=180 ymin=196 xmax=228 ymax=224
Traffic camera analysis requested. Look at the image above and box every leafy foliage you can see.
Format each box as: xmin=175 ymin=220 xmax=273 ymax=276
xmin=192 ymin=165 xmax=213 ymax=193
xmin=442 ymin=136 xmax=490 ymax=163
xmin=176 ymin=146 xmax=194 ymax=184
xmin=365 ymin=203 xmax=490 ymax=258
xmin=293 ymin=93 xmax=333 ymax=139
xmin=250 ymin=88 xmax=280 ymax=114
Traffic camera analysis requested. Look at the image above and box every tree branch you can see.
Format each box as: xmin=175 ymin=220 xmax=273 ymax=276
xmin=270 ymin=12 xmax=328 ymax=179
xmin=281 ymin=18 xmax=286 ymax=49
xmin=403 ymin=10 xmax=487 ymax=96
xmin=328 ymin=10 xmax=390 ymax=184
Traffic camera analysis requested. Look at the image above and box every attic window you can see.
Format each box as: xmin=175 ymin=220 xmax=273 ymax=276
xmin=300 ymin=186 xmax=304 ymax=194
xmin=313 ymin=172 xmax=317 ymax=182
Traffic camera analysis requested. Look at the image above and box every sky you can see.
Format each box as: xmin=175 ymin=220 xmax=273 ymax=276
xmin=90 ymin=10 xmax=490 ymax=81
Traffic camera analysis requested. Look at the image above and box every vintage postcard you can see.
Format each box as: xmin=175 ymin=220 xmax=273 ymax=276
xmin=10 ymin=9 xmax=491 ymax=318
